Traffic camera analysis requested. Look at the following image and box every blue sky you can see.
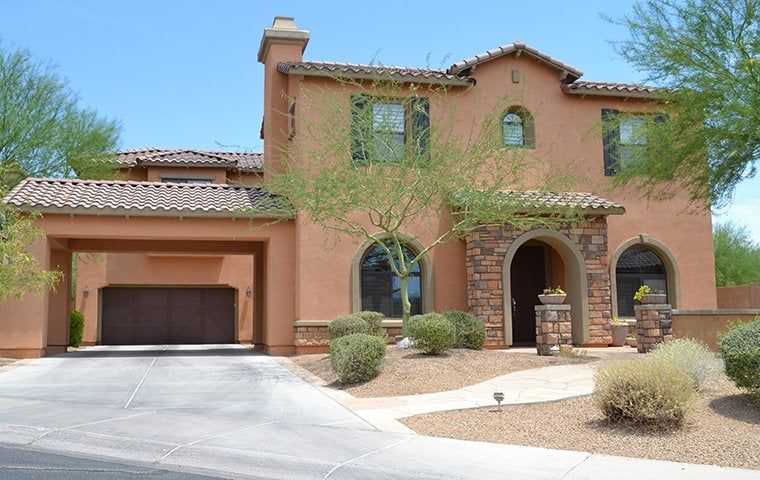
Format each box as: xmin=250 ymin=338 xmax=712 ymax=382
xmin=1 ymin=0 xmax=758 ymax=239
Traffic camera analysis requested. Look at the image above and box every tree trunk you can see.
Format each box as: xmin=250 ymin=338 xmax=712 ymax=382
xmin=400 ymin=273 xmax=411 ymax=323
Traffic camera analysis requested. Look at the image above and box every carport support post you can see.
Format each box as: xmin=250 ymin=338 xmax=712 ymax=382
xmin=0 ymin=237 xmax=53 ymax=358
xmin=46 ymin=248 xmax=73 ymax=353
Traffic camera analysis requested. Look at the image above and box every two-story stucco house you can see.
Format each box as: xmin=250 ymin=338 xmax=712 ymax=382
xmin=0 ymin=17 xmax=716 ymax=358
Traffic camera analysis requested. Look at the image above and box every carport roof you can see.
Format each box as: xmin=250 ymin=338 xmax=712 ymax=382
xmin=4 ymin=178 xmax=293 ymax=218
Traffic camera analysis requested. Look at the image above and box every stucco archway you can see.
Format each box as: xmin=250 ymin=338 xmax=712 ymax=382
xmin=350 ymin=234 xmax=434 ymax=316
xmin=610 ymin=234 xmax=680 ymax=319
xmin=502 ymin=229 xmax=588 ymax=346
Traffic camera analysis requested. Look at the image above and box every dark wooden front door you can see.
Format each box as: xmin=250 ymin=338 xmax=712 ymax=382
xmin=510 ymin=246 xmax=546 ymax=345
xmin=101 ymin=287 xmax=235 ymax=345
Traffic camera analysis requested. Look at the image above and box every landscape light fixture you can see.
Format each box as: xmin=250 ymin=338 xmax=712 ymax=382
xmin=493 ymin=391 xmax=505 ymax=411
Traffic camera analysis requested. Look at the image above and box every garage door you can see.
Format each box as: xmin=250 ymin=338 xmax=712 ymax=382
xmin=101 ymin=287 xmax=235 ymax=345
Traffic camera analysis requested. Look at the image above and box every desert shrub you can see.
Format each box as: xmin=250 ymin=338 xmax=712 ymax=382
xmin=69 ymin=310 xmax=84 ymax=347
xmin=354 ymin=311 xmax=385 ymax=337
xmin=329 ymin=333 xmax=386 ymax=384
xmin=593 ymin=357 xmax=696 ymax=428
xmin=328 ymin=315 xmax=368 ymax=339
xmin=443 ymin=310 xmax=485 ymax=350
xmin=719 ymin=318 xmax=760 ymax=400
xmin=402 ymin=314 xmax=424 ymax=338
xmin=650 ymin=338 xmax=720 ymax=390
xmin=409 ymin=313 xmax=456 ymax=355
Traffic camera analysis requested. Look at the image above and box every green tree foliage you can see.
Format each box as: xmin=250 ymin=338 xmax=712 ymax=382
xmin=0 ymin=45 xmax=120 ymax=300
xmin=612 ymin=0 xmax=760 ymax=207
xmin=713 ymin=221 xmax=760 ymax=287
xmin=267 ymin=76 xmax=581 ymax=324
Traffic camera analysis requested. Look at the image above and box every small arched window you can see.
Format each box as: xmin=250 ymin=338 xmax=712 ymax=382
xmin=503 ymin=113 xmax=524 ymax=146
xmin=615 ymin=245 xmax=667 ymax=317
xmin=360 ymin=242 xmax=422 ymax=318
xmin=502 ymin=107 xmax=535 ymax=148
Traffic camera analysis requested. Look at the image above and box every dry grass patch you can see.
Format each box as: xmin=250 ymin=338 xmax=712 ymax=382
xmin=291 ymin=347 xmax=594 ymax=398
xmin=402 ymin=374 xmax=760 ymax=470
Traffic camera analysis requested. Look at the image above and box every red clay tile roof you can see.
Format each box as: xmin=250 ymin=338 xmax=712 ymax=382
xmin=4 ymin=178 xmax=292 ymax=218
xmin=116 ymin=149 xmax=263 ymax=172
xmin=563 ymin=80 xmax=662 ymax=98
xmin=447 ymin=42 xmax=583 ymax=81
xmin=499 ymin=190 xmax=625 ymax=214
xmin=277 ymin=61 xmax=473 ymax=86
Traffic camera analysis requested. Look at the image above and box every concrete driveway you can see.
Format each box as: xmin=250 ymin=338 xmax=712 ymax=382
xmin=0 ymin=345 xmax=758 ymax=480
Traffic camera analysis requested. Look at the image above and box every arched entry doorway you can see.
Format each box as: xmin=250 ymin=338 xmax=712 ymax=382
xmin=503 ymin=230 xmax=588 ymax=346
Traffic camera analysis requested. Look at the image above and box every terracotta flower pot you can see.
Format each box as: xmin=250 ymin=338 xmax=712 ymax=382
xmin=641 ymin=293 xmax=666 ymax=304
xmin=538 ymin=294 xmax=567 ymax=305
xmin=611 ymin=324 xmax=628 ymax=347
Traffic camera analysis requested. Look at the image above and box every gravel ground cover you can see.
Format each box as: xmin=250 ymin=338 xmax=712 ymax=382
xmin=0 ymin=358 xmax=17 ymax=369
xmin=402 ymin=374 xmax=760 ymax=470
xmin=291 ymin=347 xmax=595 ymax=398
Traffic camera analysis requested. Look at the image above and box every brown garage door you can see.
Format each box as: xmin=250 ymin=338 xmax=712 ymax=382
xmin=101 ymin=287 xmax=235 ymax=345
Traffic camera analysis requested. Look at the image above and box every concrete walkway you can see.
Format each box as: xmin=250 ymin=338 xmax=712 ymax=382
xmin=288 ymin=361 xmax=596 ymax=433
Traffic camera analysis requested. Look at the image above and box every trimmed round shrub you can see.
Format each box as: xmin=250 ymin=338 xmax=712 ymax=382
xmin=329 ymin=333 xmax=386 ymax=384
xmin=354 ymin=311 xmax=385 ymax=338
xmin=69 ymin=310 xmax=84 ymax=347
xmin=328 ymin=315 xmax=368 ymax=339
xmin=444 ymin=310 xmax=486 ymax=350
xmin=719 ymin=318 xmax=760 ymax=400
xmin=650 ymin=338 xmax=720 ymax=390
xmin=409 ymin=313 xmax=456 ymax=355
xmin=593 ymin=357 xmax=696 ymax=428
xmin=402 ymin=314 xmax=424 ymax=338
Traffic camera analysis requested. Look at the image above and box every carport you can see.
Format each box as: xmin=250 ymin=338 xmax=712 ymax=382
xmin=0 ymin=178 xmax=296 ymax=358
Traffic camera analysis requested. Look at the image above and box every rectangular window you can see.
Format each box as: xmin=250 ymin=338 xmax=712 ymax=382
xmin=619 ymin=115 xmax=647 ymax=168
xmin=160 ymin=177 xmax=213 ymax=184
xmin=372 ymin=101 xmax=406 ymax=161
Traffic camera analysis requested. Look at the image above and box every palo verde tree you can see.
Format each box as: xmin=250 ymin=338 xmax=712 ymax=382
xmin=610 ymin=0 xmax=760 ymax=208
xmin=266 ymin=74 xmax=582 ymax=324
xmin=0 ymin=44 xmax=120 ymax=300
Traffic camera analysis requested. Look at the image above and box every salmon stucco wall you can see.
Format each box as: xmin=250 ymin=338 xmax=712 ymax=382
xmin=76 ymin=253 xmax=255 ymax=345
xmin=271 ymin=49 xmax=716 ymax=326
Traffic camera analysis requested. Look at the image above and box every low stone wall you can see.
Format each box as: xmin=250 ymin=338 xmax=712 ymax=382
xmin=634 ymin=304 xmax=672 ymax=353
xmin=535 ymin=304 xmax=573 ymax=355
xmin=672 ymin=309 xmax=760 ymax=350
xmin=293 ymin=320 xmax=402 ymax=354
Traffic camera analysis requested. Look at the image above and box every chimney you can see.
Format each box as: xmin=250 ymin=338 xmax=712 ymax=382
xmin=257 ymin=16 xmax=310 ymax=64
xmin=259 ymin=17 xmax=309 ymax=179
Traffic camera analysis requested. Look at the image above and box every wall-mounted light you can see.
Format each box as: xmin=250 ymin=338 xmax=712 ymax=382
xmin=83 ymin=289 xmax=89 ymax=298
xmin=246 ymin=286 xmax=252 ymax=298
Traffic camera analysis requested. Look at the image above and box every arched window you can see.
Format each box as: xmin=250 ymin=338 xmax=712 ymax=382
xmin=360 ymin=242 xmax=422 ymax=317
xmin=501 ymin=107 xmax=535 ymax=148
xmin=615 ymin=245 xmax=667 ymax=317
xmin=503 ymin=113 xmax=524 ymax=146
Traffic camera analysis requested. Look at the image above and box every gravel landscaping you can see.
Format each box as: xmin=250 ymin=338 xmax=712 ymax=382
xmin=291 ymin=347 xmax=595 ymax=398
xmin=402 ymin=374 xmax=760 ymax=470
xmin=0 ymin=358 xmax=17 ymax=369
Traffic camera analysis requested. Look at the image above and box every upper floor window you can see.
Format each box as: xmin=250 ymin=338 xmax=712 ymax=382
xmin=603 ymin=110 xmax=664 ymax=176
xmin=501 ymin=107 xmax=535 ymax=148
xmin=351 ymin=94 xmax=430 ymax=165
xmin=502 ymin=113 xmax=524 ymax=146
xmin=161 ymin=177 xmax=213 ymax=184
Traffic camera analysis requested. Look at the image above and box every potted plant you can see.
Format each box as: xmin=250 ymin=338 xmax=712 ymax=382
xmin=610 ymin=317 xmax=629 ymax=347
xmin=633 ymin=285 xmax=666 ymax=305
xmin=538 ymin=286 xmax=567 ymax=305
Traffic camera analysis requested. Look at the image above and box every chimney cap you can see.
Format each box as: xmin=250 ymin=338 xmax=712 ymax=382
xmin=258 ymin=16 xmax=310 ymax=63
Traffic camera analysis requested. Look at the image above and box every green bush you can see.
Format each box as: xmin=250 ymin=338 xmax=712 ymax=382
xmin=328 ymin=315 xmax=368 ymax=339
xmin=444 ymin=310 xmax=486 ymax=350
xmin=329 ymin=333 xmax=386 ymax=384
xmin=69 ymin=310 xmax=84 ymax=347
xmin=402 ymin=314 xmax=424 ymax=338
xmin=650 ymin=338 xmax=720 ymax=390
xmin=719 ymin=318 xmax=760 ymax=400
xmin=354 ymin=311 xmax=385 ymax=337
xmin=593 ymin=357 xmax=696 ymax=428
xmin=409 ymin=313 xmax=456 ymax=355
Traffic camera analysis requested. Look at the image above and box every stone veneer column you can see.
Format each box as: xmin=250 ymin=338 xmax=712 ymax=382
xmin=465 ymin=217 xmax=613 ymax=348
xmin=534 ymin=304 xmax=573 ymax=355
xmin=634 ymin=304 xmax=673 ymax=353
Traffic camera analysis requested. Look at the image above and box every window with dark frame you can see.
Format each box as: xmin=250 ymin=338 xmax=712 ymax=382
xmin=602 ymin=110 xmax=661 ymax=176
xmin=360 ymin=242 xmax=422 ymax=318
xmin=502 ymin=112 xmax=525 ymax=146
xmin=615 ymin=245 xmax=668 ymax=317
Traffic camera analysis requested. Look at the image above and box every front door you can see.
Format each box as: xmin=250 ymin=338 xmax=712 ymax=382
xmin=510 ymin=246 xmax=546 ymax=345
